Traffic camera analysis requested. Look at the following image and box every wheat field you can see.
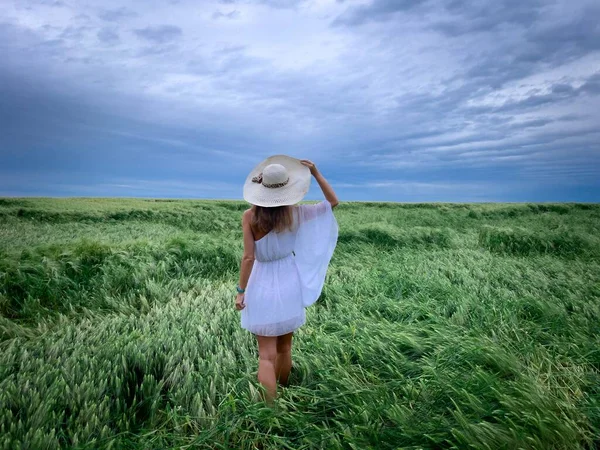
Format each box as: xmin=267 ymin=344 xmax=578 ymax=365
xmin=1 ymin=198 xmax=599 ymax=449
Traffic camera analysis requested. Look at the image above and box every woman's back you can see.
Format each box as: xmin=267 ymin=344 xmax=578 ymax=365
xmin=251 ymin=200 xmax=331 ymax=262
xmin=253 ymin=226 xmax=296 ymax=262
xmin=241 ymin=199 xmax=338 ymax=335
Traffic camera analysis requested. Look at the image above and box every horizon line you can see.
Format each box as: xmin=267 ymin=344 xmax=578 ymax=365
xmin=1 ymin=196 xmax=598 ymax=205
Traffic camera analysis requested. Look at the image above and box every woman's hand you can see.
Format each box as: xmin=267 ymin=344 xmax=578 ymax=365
xmin=235 ymin=293 xmax=246 ymax=310
xmin=300 ymin=159 xmax=319 ymax=177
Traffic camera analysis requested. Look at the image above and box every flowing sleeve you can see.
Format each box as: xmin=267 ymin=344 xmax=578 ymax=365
xmin=294 ymin=199 xmax=339 ymax=307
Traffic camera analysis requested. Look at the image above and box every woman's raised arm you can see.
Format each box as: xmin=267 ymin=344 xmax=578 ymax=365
xmin=300 ymin=160 xmax=339 ymax=208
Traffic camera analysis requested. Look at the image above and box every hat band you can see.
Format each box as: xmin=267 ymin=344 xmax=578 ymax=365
xmin=263 ymin=178 xmax=289 ymax=188
xmin=251 ymin=172 xmax=290 ymax=189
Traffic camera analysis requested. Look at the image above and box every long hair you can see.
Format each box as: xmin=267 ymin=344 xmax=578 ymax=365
xmin=251 ymin=204 xmax=298 ymax=235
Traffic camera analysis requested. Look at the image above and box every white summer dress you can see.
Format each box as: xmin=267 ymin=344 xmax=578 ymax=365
xmin=241 ymin=199 xmax=339 ymax=336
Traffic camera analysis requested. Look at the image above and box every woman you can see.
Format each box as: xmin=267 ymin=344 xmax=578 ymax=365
xmin=235 ymin=155 xmax=339 ymax=405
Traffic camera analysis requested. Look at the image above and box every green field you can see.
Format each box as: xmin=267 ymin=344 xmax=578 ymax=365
xmin=1 ymin=198 xmax=599 ymax=449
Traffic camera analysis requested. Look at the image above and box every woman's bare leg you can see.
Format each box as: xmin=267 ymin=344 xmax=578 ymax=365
xmin=276 ymin=332 xmax=293 ymax=386
xmin=256 ymin=335 xmax=278 ymax=405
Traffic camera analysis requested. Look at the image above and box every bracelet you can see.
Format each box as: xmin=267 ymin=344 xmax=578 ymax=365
xmin=236 ymin=285 xmax=245 ymax=293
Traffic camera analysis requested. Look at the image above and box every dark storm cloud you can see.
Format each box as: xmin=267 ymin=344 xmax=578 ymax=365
xmin=97 ymin=28 xmax=120 ymax=44
xmin=580 ymin=73 xmax=600 ymax=94
xmin=444 ymin=14 xmax=597 ymax=95
xmin=333 ymin=0 xmax=541 ymax=29
xmin=0 ymin=67 xmax=259 ymax=192
xmin=506 ymin=118 xmax=553 ymax=130
xmin=433 ymin=0 xmax=543 ymax=36
xmin=133 ymin=25 xmax=182 ymax=43
xmin=332 ymin=0 xmax=428 ymax=26
xmin=523 ymin=4 xmax=600 ymax=63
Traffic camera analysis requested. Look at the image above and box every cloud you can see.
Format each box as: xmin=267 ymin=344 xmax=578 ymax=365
xmin=58 ymin=25 xmax=90 ymax=40
xmin=441 ymin=4 xmax=600 ymax=93
xmin=332 ymin=0 xmax=428 ymax=26
xmin=212 ymin=10 xmax=241 ymax=19
xmin=469 ymin=74 xmax=600 ymax=113
xmin=219 ymin=0 xmax=308 ymax=8
xmin=98 ymin=7 xmax=138 ymax=22
xmin=97 ymin=28 xmax=119 ymax=44
xmin=522 ymin=4 xmax=600 ymax=64
xmin=433 ymin=0 xmax=543 ymax=36
xmin=133 ymin=25 xmax=182 ymax=43
xmin=580 ymin=73 xmax=600 ymax=94
xmin=0 ymin=172 xmax=242 ymax=198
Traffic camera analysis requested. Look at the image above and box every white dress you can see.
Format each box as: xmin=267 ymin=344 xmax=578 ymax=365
xmin=240 ymin=199 xmax=339 ymax=336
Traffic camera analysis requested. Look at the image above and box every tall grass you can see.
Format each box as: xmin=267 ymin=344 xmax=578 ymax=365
xmin=1 ymin=199 xmax=599 ymax=449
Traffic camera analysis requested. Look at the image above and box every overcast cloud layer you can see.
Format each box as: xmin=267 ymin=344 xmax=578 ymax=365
xmin=1 ymin=0 xmax=599 ymax=201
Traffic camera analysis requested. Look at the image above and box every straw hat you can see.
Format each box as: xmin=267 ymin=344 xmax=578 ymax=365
xmin=243 ymin=155 xmax=311 ymax=207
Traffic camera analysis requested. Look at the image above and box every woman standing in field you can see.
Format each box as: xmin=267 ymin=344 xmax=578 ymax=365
xmin=235 ymin=155 xmax=339 ymax=405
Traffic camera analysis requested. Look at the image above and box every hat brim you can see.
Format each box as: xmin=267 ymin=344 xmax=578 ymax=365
xmin=243 ymin=155 xmax=311 ymax=207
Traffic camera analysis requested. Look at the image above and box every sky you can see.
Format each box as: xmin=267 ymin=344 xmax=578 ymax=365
xmin=1 ymin=0 xmax=599 ymax=202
